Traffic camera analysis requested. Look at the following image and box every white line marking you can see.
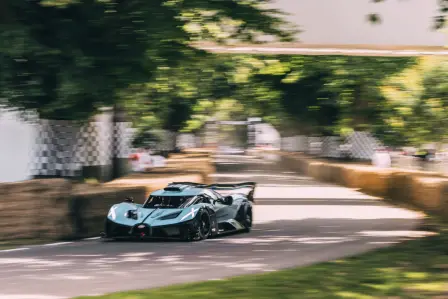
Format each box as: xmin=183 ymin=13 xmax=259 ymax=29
xmin=175 ymin=267 xmax=204 ymax=271
xmin=56 ymin=254 xmax=103 ymax=257
xmin=42 ymin=242 xmax=74 ymax=246
xmin=0 ymin=248 xmax=30 ymax=253
xmin=119 ymin=252 xmax=154 ymax=257
xmin=0 ymin=258 xmax=73 ymax=267
xmin=156 ymin=256 xmax=183 ymax=263
xmin=1 ymin=237 xmax=98 ymax=253
xmin=0 ymin=295 xmax=63 ymax=299
xmin=56 ymin=275 xmax=93 ymax=280
xmin=84 ymin=237 xmax=101 ymax=240
xmin=256 ymin=199 xmax=378 ymax=202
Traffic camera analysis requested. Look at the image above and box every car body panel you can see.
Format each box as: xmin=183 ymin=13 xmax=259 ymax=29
xmin=107 ymin=204 xmax=206 ymax=227
xmin=103 ymin=182 xmax=255 ymax=240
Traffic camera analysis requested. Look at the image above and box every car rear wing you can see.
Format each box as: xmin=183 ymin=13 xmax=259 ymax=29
xmin=207 ymin=182 xmax=256 ymax=202
xmin=206 ymin=182 xmax=256 ymax=190
xmin=168 ymin=182 xmax=257 ymax=202
xmin=168 ymin=182 xmax=208 ymax=188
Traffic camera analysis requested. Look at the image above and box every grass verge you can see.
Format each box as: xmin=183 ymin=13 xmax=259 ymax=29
xmin=75 ymin=217 xmax=447 ymax=299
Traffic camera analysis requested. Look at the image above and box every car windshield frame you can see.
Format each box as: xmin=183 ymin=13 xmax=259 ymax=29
xmin=143 ymin=195 xmax=196 ymax=209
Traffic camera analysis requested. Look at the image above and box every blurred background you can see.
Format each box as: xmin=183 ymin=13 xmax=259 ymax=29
xmin=0 ymin=0 xmax=447 ymax=298
xmin=0 ymin=0 xmax=446 ymax=199
xmin=1 ymin=0 xmax=447 ymax=182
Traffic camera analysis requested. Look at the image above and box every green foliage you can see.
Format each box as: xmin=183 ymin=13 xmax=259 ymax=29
xmin=234 ymin=55 xmax=415 ymax=136
xmin=0 ymin=0 xmax=295 ymax=120
xmin=379 ymin=57 xmax=448 ymax=147
xmin=127 ymin=52 xmax=416 ymax=144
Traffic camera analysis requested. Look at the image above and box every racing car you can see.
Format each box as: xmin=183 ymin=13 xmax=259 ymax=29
xmin=101 ymin=181 xmax=256 ymax=241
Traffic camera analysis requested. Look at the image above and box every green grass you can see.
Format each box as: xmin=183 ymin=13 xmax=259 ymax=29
xmin=74 ymin=218 xmax=448 ymax=299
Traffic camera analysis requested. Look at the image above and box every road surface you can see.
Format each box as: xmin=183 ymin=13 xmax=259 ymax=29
xmin=0 ymin=153 xmax=424 ymax=299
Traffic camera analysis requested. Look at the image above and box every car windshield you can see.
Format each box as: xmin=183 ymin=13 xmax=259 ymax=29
xmin=143 ymin=196 xmax=194 ymax=209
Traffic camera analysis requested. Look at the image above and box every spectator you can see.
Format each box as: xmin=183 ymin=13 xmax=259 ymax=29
xmin=372 ymin=147 xmax=391 ymax=168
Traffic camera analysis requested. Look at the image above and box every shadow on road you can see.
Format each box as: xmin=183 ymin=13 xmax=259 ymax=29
xmin=0 ymin=152 xmax=429 ymax=299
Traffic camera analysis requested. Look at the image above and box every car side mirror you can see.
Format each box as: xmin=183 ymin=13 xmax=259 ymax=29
xmin=124 ymin=197 xmax=134 ymax=203
xmin=223 ymin=196 xmax=233 ymax=206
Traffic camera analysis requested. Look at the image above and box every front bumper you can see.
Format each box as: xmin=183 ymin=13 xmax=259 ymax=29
xmin=103 ymin=218 xmax=198 ymax=239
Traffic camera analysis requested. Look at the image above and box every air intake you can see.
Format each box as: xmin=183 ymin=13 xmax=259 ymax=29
xmin=163 ymin=186 xmax=183 ymax=192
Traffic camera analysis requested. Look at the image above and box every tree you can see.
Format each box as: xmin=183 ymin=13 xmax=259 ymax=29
xmin=225 ymin=54 xmax=415 ymax=136
xmin=379 ymin=57 xmax=448 ymax=147
xmin=123 ymin=50 xmax=237 ymax=146
xmin=129 ymin=53 xmax=414 ymax=143
xmin=0 ymin=0 xmax=296 ymax=121
xmin=369 ymin=0 xmax=447 ymax=30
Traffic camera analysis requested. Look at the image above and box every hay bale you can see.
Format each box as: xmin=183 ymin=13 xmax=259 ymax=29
xmin=410 ymin=176 xmax=448 ymax=212
xmin=60 ymin=185 xmax=146 ymax=239
xmin=278 ymin=150 xmax=448 ymax=220
xmin=0 ymin=179 xmax=73 ymax=241
xmin=0 ymin=150 xmax=215 ymax=242
xmin=386 ymin=171 xmax=421 ymax=204
xmin=279 ymin=154 xmax=311 ymax=174
xmin=106 ymin=173 xmax=203 ymax=196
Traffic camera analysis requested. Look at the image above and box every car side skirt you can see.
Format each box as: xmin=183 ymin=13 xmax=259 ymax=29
xmin=217 ymin=219 xmax=245 ymax=233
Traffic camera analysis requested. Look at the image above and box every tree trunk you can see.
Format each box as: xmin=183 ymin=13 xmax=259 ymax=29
xmin=112 ymin=104 xmax=132 ymax=179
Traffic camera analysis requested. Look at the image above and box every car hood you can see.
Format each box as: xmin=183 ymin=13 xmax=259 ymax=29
xmin=107 ymin=203 xmax=199 ymax=227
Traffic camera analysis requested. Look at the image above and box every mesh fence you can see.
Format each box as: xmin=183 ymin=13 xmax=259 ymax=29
xmin=280 ymin=131 xmax=382 ymax=161
xmin=32 ymin=115 xmax=133 ymax=179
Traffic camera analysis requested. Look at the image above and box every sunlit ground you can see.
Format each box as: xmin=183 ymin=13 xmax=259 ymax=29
xmin=0 ymin=153 xmax=439 ymax=299
xmin=254 ymin=201 xmax=422 ymax=224
xmin=212 ymin=169 xmax=424 ymax=225
xmin=74 ymin=218 xmax=447 ymax=299
xmin=0 ymin=239 xmax=52 ymax=251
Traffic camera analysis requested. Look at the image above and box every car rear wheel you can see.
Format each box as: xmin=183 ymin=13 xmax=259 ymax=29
xmin=242 ymin=208 xmax=252 ymax=233
xmin=199 ymin=212 xmax=212 ymax=239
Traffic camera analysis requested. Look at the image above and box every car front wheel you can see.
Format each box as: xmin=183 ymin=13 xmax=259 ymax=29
xmin=182 ymin=210 xmax=211 ymax=241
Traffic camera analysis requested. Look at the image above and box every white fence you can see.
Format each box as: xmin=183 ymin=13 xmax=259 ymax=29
xmin=0 ymin=110 xmax=37 ymax=182
xmin=0 ymin=108 xmax=134 ymax=182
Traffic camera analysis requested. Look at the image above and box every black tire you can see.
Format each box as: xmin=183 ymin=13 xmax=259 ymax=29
xmin=182 ymin=209 xmax=212 ymax=242
xmin=242 ymin=208 xmax=252 ymax=233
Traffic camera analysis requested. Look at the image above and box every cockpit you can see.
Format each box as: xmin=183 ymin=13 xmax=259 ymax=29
xmin=143 ymin=196 xmax=195 ymax=209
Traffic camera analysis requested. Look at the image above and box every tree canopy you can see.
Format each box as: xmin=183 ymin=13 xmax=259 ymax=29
xmin=369 ymin=0 xmax=447 ymax=30
xmin=379 ymin=57 xmax=448 ymax=147
xmin=1 ymin=0 xmax=445 ymax=149
xmin=126 ymin=52 xmax=419 ymax=142
xmin=0 ymin=0 xmax=296 ymax=120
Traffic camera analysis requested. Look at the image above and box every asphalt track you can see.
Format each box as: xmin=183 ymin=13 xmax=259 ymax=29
xmin=0 ymin=153 xmax=425 ymax=299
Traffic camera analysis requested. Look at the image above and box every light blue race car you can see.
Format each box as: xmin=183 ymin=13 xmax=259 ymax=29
xmin=101 ymin=182 xmax=256 ymax=241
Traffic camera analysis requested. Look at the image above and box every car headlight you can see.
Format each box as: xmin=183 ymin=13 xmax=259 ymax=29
xmin=159 ymin=211 xmax=181 ymax=220
xmin=125 ymin=210 xmax=138 ymax=220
